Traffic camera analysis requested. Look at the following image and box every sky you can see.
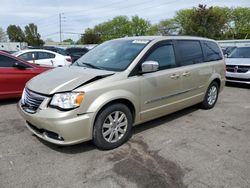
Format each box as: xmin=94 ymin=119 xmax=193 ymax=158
xmin=1 ymin=0 xmax=249 ymax=42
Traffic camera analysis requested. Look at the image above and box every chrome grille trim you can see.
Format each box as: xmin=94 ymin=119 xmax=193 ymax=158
xmin=226 ymin=65 xmax=250 ymax=73
xmin=21 ymin=88 xmax=46 ymax=113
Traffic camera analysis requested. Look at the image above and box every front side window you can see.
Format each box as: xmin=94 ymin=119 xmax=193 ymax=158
xmin=145 ymin=44 xmax=176 ymax=70
xmin=203 ymin=41 xmax=222 ymax=61
xmin=19 ymin=52 xmax=34 ymax=61
xmin=228 ymin=47 xmax=250 ymax=58
xmin=0 ymin=54 xmax=16 ymax=67
xmin=177 ymin=40 xmax=203 ymax=66
xmin=74 ymin=39 xmax=150 ymax=71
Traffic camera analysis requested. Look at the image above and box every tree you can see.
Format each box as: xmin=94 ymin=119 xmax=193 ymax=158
xmin=80 ymin=15 xmax=156 ymax=43
xmin=7 ymin=25 xmax=25 ymax=42
xmin=24 ymin=23 xmax=44 ymax=46
xmin=156 ymin=19 xmax=180 ymax=35
xmin=80 ymin=28 xmax=102 ymax=44
xmin=176 ymin=5 xmax=227 ymax=39
xmin=229 ymin=8 xmax=250 ymax=39
xmin=130 ymin=16 xmax=151 ymax=36
xmin=63 ymin=38 xmax=74 ymax=44
xmin=0 ymin=27 xmax=7 ymax=42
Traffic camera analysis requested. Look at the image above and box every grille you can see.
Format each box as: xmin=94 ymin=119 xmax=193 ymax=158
xmin=21 ymin=88 xmax=46 ymax=113
xmin=226 ymin=65 xmax=250 ymax=73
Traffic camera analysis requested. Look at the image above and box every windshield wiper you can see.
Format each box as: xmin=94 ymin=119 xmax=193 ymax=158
xmin=79 ymin=62 xmax=102 ymax=69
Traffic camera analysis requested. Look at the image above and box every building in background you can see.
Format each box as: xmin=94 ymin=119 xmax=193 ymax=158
xmin=0 ymin=42 xmax=27 ymax=52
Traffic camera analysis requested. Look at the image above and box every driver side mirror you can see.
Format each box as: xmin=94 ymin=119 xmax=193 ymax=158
xmin=141 ymin=61 xmax=159 ymax=73
xmin=13 ymin=62 xmax=27 ymax=69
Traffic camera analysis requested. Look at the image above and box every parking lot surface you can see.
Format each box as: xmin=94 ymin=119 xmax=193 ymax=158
xmin=0 ymin=85 xmax=249 ymax=188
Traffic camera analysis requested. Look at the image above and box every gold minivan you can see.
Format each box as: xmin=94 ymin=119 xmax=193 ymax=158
xmin=18 ymin=36 xmax=226 ymax=149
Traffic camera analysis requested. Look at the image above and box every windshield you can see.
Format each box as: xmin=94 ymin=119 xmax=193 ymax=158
xmin=73 ymin=39 xmax=150 ymax=71
xmin=228 ymin=47 xmax=250 ymax=58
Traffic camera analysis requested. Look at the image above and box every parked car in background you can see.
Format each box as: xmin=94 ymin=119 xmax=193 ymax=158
xmin=13 ymin=49 xmax=72 ymax=67
xmin=0 ymin=51 xmax=50 ymax=99
xmin=65 ymin=47 xmax=89 ymax=62
xmin=28 ymin=46 xmax=68 ymax=56
xmin=18 ymin=36 xmax=225 ymax=149
xmin=225 ymin=46 xmax=250 ymax=84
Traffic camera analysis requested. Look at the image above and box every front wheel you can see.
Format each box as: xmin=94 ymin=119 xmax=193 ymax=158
xmin=93 ymin=103 xmax=133 ymax=150
xmin=200 ymin=82 xmax=219 ymax=109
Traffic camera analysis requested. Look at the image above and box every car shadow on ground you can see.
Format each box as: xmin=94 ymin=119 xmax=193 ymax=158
xmin=40 ymin=105 xmax=198 ymax=154
xmin=226 ymin=82 xmax=250 ymax=89
xmin=0 ymin=98 xmax=20 ymax=106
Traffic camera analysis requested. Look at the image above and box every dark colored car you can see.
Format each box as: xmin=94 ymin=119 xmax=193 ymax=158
xmin=65 ymin=47 xmax=89 ymax=62
xmin=0 ymin=51 xmax=50 ymax=99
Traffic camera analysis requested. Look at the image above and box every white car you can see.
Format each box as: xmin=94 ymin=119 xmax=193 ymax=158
xmin=13 ymin=49 xmax=72 ymax=67
xmin=225 ymin=47 xmax=250 ymax=84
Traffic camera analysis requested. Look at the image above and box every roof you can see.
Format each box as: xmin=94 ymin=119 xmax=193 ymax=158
xmin=115 ymin=35 xmax=214 ymax=42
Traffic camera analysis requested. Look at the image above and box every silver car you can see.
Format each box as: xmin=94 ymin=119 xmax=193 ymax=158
xmin=18 ymin=36 xmax=225 ymax=150
xmin=225 ymin=47 xmax=250 ymax=84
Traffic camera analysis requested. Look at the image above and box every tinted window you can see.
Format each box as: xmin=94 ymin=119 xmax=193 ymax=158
xmin=145 ymin=44 xmax=176 ymax=70
xmin=228 ymin=47 xmax=250 ymax=58
xmin=19 ymin=52 xmax=34 ymax=61
xmin=0 ymin=54 xmax=16 ymax=67
xmin=177 ymin=40 xmax=203 ymax=65
xmin=37 ymin=52 xmax=55 ymax=59
xmin=203 ymin=41 xmax=222 ymax=61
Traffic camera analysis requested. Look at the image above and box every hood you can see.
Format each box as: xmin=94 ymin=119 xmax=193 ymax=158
xmin=225 ymin=58 xmax=250 ymax=66
xmin=27 ymin=66 xmax=114 ymax=95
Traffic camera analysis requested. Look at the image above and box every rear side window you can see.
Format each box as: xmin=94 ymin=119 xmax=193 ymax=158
xmin=145 ymin=44 xmax=176 ymax=70
xmin=0 ymin=54 xmax=16 ymax=67
xmin=176 ymin=40 xmax=203 ymax=66
xmin=203 ymin=41 xmax=222 ymax=61
xmin=37 ymin=52 xmax=55 ymax=59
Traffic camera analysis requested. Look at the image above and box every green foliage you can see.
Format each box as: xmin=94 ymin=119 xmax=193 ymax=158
xmin=176 ymin=5 xmax=227 ymax=39
xmin=6 ymin=23 xmax=44 ymax=45
xmin=174 ymin=5 xmax=250 ymax=39
xmin=80 ymin=16 xmax=153 ymax=43
xmin=7 ymin=25 xmax=25 ymax=42
xmin=80 ymin=28 xmax=102 ymax=44
xmin=227 ymin=7 xmax=250 ymax=39
xmin=130 ymin=16 xmax=151 ymax=36
xmin=156 ymin=19 xmax=180 ymax=35
xmin=63 ymin=38 xmax=74 ymax=44
xmin=24 ymin=23 xmax=44 ymax=46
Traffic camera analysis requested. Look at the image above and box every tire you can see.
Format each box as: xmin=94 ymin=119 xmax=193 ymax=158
xmin=200 ymin=81 xmax=219 ymax=109
xmin=93 ymin=103 xmax=133 ymax=150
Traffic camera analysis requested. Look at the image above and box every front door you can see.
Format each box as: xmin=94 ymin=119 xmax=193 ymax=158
xmin=139 ymin=42 xmax=182 ymax=121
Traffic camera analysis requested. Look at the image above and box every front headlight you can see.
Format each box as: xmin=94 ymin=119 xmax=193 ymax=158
xmin=50 ymin=92 xmax=84 ymax=110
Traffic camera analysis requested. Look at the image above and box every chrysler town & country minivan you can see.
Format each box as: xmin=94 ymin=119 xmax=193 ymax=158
xmin=18 ymin=36 xmax=225 ymax=149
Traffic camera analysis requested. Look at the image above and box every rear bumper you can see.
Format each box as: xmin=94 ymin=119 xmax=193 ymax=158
xmin=17 ymin=101 xmax=94 ymax=145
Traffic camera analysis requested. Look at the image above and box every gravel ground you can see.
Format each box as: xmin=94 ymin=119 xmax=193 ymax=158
xmin=0 ymin=84 xmax=249 ymax=188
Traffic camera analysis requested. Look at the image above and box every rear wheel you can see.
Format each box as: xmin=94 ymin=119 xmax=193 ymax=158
xmin=93 ymin=103 xmax=132 ymax=150
xmin=200 ymin=82 xmax=219 ymax=109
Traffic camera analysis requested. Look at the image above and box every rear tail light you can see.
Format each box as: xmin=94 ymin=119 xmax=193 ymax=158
xmin=66 ymin=57 xmax=72 ymax=63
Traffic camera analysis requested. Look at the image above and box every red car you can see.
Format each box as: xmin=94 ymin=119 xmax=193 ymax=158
xmin=0 ymin=51 xmax=51 ymax=99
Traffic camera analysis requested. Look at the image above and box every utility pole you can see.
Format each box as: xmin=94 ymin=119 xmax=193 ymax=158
xmin=59 ymin=13 xmax=62 ymax=43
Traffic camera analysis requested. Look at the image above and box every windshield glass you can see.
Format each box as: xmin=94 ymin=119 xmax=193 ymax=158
xmin=228 ymin=47 xmax=250 ymax=58
xmin=73 ymin=39 xmax=150 ymax=71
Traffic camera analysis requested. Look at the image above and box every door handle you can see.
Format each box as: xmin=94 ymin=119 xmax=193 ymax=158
xmin=171 ymin=74 xmax=180 ymax=79
xmin=182 ymin=72 xmax=190 ymax=77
